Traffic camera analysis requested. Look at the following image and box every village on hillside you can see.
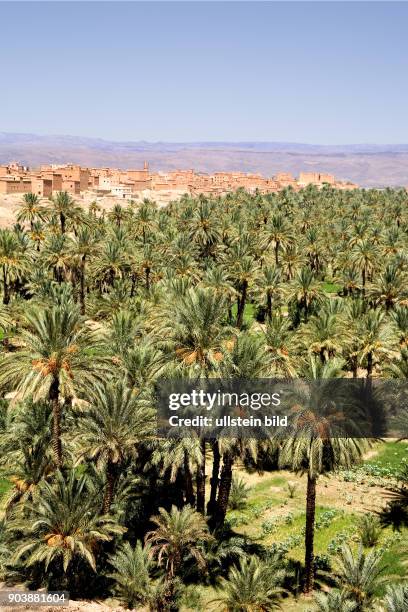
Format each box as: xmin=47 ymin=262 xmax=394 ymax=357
xmin=0 ymin=161 xmax=358 ymax=201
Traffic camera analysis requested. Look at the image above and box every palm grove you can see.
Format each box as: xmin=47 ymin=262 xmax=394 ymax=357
xmin=0 ymin=186 xmax=407 ymax=610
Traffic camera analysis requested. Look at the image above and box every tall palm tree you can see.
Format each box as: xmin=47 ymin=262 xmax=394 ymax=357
xmin=0 ymin=228 xmax=26 ymax=304
xmin=17 ymin=193 xmax=45 ymax=230
xmin=264 ymin=314 xmax=298 ymax=378
xmin=277 ymin=358 xmax=367 ymax=593
xmin=256 ymin=265 xmax=283 ymax=321
xmin=287 ymin=267 xmax=323 ymax=326
xmin=0 ymin=301 xmax=110 ymax=466
xmin=351 ymin=239 xmax=377 ymax=291
xmin=268 ymin=213 xmax=292 ymax=266
xmin=368 ymin=263 xmax=407 ymax=311
xmin=356 ymin=309 xmax=394 ymax=378
xmin=74 ymin=379 xmax=155 ymax=513
xmin=68 ymin=228 xmax=99 ymax=314
xmin=162 ymin=287 xmax=232 ymax=375
xmin=48 ymin=191 xmax=82 ymax=234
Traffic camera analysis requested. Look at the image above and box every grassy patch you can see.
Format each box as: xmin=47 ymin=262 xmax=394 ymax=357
xmin=364 ymin=440 xmax=408 ymax=474
xmin=322 ymin=281 xmax=341 ymax=293
xmin=231 ymin=302 xmax=256 ymax=324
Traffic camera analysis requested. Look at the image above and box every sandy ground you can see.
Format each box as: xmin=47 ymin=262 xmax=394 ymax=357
xmin=0 ymin=189 xmax=187 ymax=228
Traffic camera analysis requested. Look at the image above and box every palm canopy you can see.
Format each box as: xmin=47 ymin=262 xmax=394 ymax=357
xmin=0 ymin=301 xmax=110 ymax=402
xmin=212 ymin=555 xmax=286 ymax=611
xmin=73 ymin=378 xmax=155 ymax=469
xmin=160 ymin=286 xmax=233 ymax=375
xmin=145 ymin=504 xmax=213 ymax=580
xmin=277 ymin=359 xmax=367 ymax=479
xmin=11 ymin=471 xmax=125 ymax=572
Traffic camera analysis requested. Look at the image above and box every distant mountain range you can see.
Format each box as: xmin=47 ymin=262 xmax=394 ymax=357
xmin=1 ymin=133 xmax=408 ymax=187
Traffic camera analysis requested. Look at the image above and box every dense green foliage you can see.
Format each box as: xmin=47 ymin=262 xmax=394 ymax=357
xmin=0 ymin=185 xmax=407 ymax=609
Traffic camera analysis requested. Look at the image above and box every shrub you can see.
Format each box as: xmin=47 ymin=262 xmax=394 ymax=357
xmin=287 ymin=481 xmax=298 ymax=498
xmin=357 ymin=514 xmax=381 ymax=547
xmin=228 ymin=476 xmax=251 ymax=510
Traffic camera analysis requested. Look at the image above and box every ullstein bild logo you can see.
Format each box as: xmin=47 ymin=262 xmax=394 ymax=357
xmin=156 ymin=379 xmax=408 ymax=440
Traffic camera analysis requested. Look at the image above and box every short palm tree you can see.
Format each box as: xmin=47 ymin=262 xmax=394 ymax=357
xmin=145 ymin=505 xmax=212 ymax=581
xmin=212 ymin=555 xmax=285 ymax=611
xmin=381 ymin=583 xmax=408 ymax=612
xmin=313 ymin=589 xmax=358 ymax=612
xmin=108 ymin=541 xmax=161 ymax=610
xmin=334 ymin=544 xmax=388 ymax=610
xmin=11 ymin=471 xmax=125 ymax=573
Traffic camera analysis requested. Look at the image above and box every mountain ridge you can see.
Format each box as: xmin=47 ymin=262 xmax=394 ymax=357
xmin=1 ymin=133 xmax=408 ymax=187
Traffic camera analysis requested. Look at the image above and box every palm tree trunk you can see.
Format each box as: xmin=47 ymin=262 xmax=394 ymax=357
xmin=213 ymin=451 xmax=233 ymax=528
xmin=79 ymin=257 xmax=86 ymax=315
xmin=60 ymin=212 xmax=66 ymax=234
xmin=2 ymin=265 xmax=9 ymax=305
xmin=275 ymin=240 xmax=280 ymax=265
xmin=367 ymin=351 xmax=373 ymax=379
xmin=207 ymin=440 xmax=220 ymax=516
xmin=236 ymin=281 xmax=248 ymax=328
xmin=304 ymin=474 xmax=317 ymax=593
xmin=103 ymin=460 xmax=117 ymax=514
xmin=196 ymin=440 xmax=206 ymax=514
xmin=49 ymin=377 xmax=63 ymax=468
xmin=184 ymin=453 xmax=195 ymax=507
xmin=266 ymin=291 xmax=272 ymax=320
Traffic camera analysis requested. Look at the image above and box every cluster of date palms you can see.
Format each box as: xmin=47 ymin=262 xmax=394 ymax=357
xmin=0 ymin=185 xmax=407 ymax=609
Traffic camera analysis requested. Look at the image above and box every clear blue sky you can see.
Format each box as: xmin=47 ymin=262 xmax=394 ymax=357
xmin=2 ymin=1 xmax=407 ymax=144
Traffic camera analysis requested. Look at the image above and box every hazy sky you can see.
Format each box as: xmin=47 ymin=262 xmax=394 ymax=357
xmin=2 ymin=1 xmax=407 ymax=143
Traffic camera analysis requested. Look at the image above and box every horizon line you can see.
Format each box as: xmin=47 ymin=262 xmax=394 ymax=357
xmin=2 ymin=131 xmax=408 ymax=148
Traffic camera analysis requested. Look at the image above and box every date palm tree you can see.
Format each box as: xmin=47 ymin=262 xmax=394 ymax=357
xmin=277 ymin=358 xmax=367 ymax=593
xmin=11 ymin=471 xmax=124 ymax=573
xmin=107 ymin=541 xmax=163 ymax=611
xmin=48 ymin=191 xmax=83 ymax=234
xmin=334 ymin=544 xmax=388 ymax=610
xmin=356 ymin=309 xmax=394 ymax=378
xmin=161 ymin=287 xmax=232 ymax=375
xmin=368 ymin=262 xmax=407 ymax=311
xmin=145 ymin=505 xmax=212 ymax=590
xmin=68 ymin=227 xmax=99 ymax=314
xmin=212 ymin=556 xmax=286 ymax=611
xmin=74 ymin=378 xmax=155 ymax=513
xmin=313 ymin=590 xmax=358 ymax=612
xmin=0 ymin=228 xmax=26 ymax=304
xmin=0 ymin=301 xmax=110 ymax=466
xmin=351 ymin=239 xmax=377 ymax=291
xmin=17 ymin=193 xmax=45 ymax=230
xmin=256 ymin=265 xmax=283 ymax=321
xmin=381 ymin=583 xmax=408 ymax=612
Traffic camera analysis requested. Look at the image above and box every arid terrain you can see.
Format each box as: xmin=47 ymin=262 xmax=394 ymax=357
xmin=2 ymin=133 xmax=408 ymax=187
